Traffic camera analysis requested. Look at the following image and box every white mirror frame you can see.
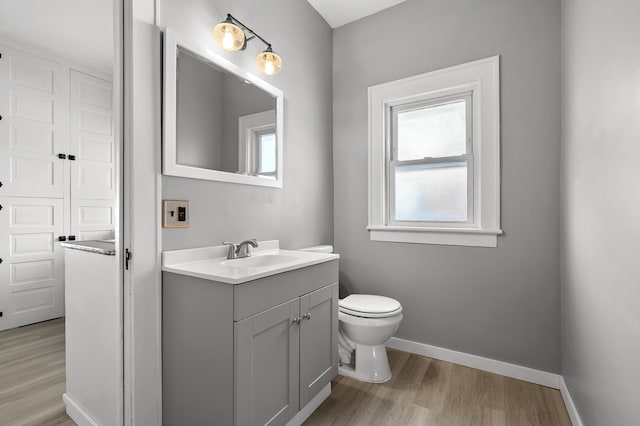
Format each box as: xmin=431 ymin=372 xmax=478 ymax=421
xmin=163 ymin=28 xmax=284 ymax=188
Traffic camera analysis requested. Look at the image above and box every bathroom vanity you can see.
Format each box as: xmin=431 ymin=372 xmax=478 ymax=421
xmin=162 ymin=241 xmax=339 ymax=425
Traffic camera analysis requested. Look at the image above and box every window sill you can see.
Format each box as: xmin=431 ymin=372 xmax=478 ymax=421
xmin=367 ymin=226 xmax=503 ymax=247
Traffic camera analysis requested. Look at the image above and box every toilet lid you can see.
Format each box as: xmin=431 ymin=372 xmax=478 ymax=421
xmin=339 ymin=294 xmax=402 ymax=315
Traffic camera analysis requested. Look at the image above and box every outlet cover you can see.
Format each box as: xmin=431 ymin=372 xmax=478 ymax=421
xmin=163 ymin=200 xmax=190 ymax=228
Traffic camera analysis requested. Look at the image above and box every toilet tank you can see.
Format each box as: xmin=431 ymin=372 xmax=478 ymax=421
xmin=298 ymin=245 xmax=334 ymax=254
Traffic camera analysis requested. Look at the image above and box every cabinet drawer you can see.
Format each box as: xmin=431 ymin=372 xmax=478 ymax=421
xmin=234 ymin=260 xmax=338 ymax=321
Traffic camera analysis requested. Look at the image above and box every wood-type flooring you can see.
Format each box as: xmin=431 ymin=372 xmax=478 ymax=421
xmin=1 ymin=320 xmax=571 ymax=425
xmin=305 ymin=348 xmax=571 ymax=426
xmin=0 ymin=318 xmax=74 ymax=426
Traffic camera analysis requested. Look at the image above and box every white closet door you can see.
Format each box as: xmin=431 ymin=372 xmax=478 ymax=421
xmin=69 ymin=70 xmax=114 ymax=200
xmin=0 ymin=45 xmax=67 ymax=198
xmin=69 ymin=70 xmax=114 ymax=241
xmin=0 ymin=197 xmax=64 ymax=331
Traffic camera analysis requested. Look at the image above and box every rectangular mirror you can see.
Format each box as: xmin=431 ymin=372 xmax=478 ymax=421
xmin=163 ymin=28 xmax=284 ymax=187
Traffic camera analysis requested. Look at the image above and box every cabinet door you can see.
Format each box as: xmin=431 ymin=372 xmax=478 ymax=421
xmin=235 ymin=298 xmax=300 ymax=426
xmin=299 ymin=283 xmax=338 ymax=407
xmin=0 ymin=44 xmax=67 ymax=199
xmin=0 ymin=197 xmax=64 ymax=331
xmin=68 ymin=70 xmax=115 ymax=241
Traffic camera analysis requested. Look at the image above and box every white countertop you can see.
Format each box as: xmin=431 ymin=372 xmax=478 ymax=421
xmin=162 ymin=240 xmax=339 ymax=284
xmin=61 ymin=240 xmax=116 ymax=255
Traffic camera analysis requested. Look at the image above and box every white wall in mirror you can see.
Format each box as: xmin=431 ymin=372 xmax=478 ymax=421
xmin=163 ymin=28 xmax=284 ymax=188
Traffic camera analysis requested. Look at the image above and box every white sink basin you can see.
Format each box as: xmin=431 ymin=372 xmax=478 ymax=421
xmin=162 ymin=240 xmax=339 ymax=284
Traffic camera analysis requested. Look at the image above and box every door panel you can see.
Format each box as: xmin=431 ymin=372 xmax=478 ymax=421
xmin=70 ymin=70 xmax=114 ymax=201
xmin=235 ymin=298 xmax=299 ymax=426
xmin=0 ymin=197 xmax=64 ymax=331
xmin=299 ymin=283 xmax=339 ymax=407
xmin=0 ymin=45 xmax=66 ymax=198
xmin=70 ymin=198 xmax=115 ymax=241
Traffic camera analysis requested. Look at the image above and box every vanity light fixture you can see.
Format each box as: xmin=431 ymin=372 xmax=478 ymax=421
xmin=213 ymin=13 xmax=283 ymax=75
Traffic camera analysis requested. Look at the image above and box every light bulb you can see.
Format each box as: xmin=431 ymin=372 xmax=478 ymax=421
xmin=222 ymin=30 xmax=235 ymax=50
xmin=264 ymin=60 xmax=275 ymax=75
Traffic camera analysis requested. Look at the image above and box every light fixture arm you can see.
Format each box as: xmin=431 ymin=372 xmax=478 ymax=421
xmin=224 ymin=13 xmax=272 ymax=51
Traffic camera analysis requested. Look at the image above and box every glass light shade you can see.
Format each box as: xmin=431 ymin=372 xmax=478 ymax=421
xmin=256 ymin=50 xmax=282 ymax=75
xmin=213 ymin=21 xmax=245 ymax=51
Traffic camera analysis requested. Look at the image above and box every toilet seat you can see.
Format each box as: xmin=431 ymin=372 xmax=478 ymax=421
xmin=339 ymin=294 xmax=402 ymax=318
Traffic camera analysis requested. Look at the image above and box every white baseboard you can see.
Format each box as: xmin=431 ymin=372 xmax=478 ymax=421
xmin=386 ymin=337 xmax=561 ymax=389
xmin=286 ymin=383 xmax=331 ymax=426
xmin=63 ymin=393 xmax=100 ymax=426
xmin=559 ymin=377 xmax=584 ymax=426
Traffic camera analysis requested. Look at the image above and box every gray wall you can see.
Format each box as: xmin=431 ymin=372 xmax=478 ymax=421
xmin=561 ymin=0 xmax=640 ymax=423
xmin=333 ymin=0 xmax=562 ymax=372
xmin=160 ymin=0 xmax=333 ymax=250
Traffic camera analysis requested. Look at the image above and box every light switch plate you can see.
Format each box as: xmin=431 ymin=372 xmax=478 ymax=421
xmin=163 ymin=200 xmax=190 ymax=228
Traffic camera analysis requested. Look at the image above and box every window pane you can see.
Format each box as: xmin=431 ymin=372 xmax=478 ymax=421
xmin=394 ymin=161 xmax=467 ymax=222
xmin=396 ymin=100 xmax=466 ymax=161
xmin=258 ymin=133 xmax=276 ymax=174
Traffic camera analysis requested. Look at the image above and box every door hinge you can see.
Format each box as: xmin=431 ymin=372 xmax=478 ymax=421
xmin=125 ymin=248 xmax=132 ymax=270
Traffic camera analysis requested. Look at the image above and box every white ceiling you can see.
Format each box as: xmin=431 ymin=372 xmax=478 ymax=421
xmin=0 ymin=0 xmax=113 ymax=73
xmin=306 ymin=0 xmax=407 ymax=28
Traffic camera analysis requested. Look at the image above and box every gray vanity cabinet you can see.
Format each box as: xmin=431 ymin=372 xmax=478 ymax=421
xmin=234 ymin=284 xmax=338 ymax=426
xmin=235 ymin=298 xmax=300 ymax=426
xmin=299 ymin=284 xmax=339 ymax=408
xmin=162 ymin=259 xmax=338 ymax=426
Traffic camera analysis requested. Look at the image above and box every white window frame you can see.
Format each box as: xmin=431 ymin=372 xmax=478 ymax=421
xmin=368 ymin=56 xmax=502 ymax=247
xmin=238 ymin=109 xmax=277 ymax=178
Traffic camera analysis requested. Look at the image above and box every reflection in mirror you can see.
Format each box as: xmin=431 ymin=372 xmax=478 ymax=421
xmin=164 ymin=29 xmax=284 ymax=188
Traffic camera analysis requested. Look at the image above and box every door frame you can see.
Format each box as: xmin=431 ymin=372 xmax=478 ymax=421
xmin=122 ymin=0 xmax=163 ymax=424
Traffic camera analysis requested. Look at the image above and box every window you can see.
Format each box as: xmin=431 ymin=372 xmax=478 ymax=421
xmin=238 ymin=110 xmax=277 ymax=179
xmin=253 ymin=130 xmax=276 ymax=178
xmin=368 ymin=56 xmax=501 ymax=247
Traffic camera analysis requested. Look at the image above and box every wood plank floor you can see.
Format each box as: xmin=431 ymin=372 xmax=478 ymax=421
xmin=2 ymin=321 xmax=571 ymax=425
xmin=305 ymin=348 xmax=572 ymax=426
xmin=0 ymin=318 xmax=74 ymax=426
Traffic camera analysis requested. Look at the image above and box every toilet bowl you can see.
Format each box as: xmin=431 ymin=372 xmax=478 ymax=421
xmin=338 ymin=294 xmax=402 ymax=383
xmin=298 ymin=245 xmax=403 ymax=384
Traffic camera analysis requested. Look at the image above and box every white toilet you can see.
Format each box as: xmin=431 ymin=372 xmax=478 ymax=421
xmin=299 ymin=245 xmax=403 ymax=383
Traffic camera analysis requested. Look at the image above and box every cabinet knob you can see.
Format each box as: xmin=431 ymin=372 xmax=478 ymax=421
xmin=292 ymin=317 xmax=301 ymax=325
xmin=58 ymin=236 xmax=67 ymax=242
xmin=302 ymin=313 xmax=311 ymax=321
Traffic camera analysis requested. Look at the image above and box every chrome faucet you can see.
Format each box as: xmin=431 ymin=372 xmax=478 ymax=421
xmin=222 ymin=239 xmax=259 ymax=259
xmin=236 ymin=239 xmax=258 ymax=258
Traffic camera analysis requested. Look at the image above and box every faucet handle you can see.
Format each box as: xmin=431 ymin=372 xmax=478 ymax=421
xmin=222 ymin=241 xmax=237 ymax=259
